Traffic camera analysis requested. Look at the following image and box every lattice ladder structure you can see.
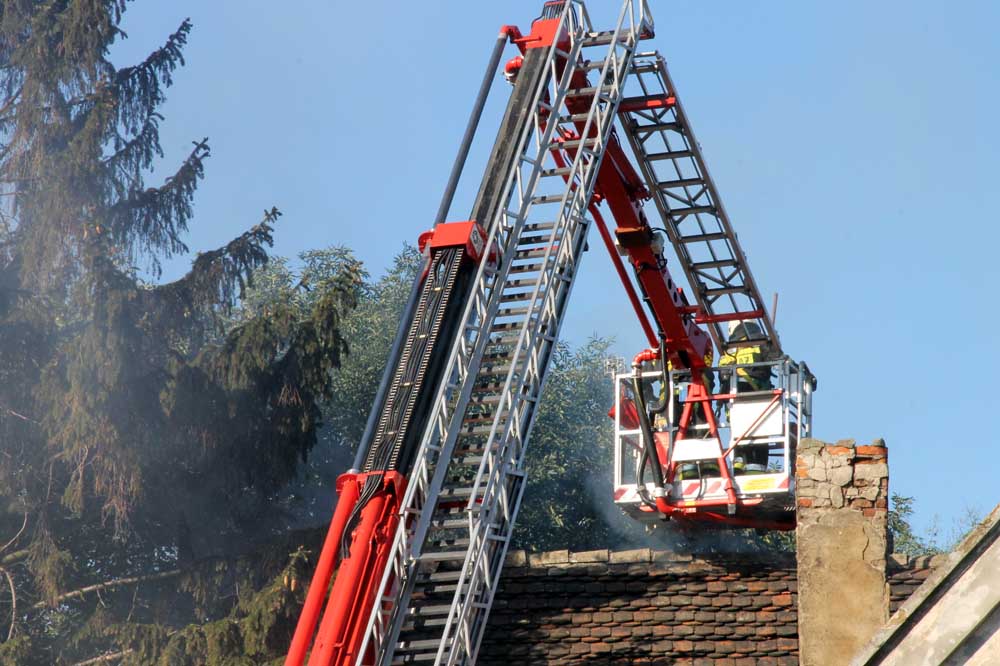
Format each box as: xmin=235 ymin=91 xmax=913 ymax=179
xmin=355 ymin=2 xmax=653 ymax=665
xmin=618 ymin=53 xmax=780 ymax=354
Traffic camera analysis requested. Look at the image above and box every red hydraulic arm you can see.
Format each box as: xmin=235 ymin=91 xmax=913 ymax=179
xmin=523 ymin=35 xmax=755 ymax=525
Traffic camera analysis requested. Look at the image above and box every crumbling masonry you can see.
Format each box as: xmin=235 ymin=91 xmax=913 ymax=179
xmin=475 ymin=439 xmax=937 ymax=665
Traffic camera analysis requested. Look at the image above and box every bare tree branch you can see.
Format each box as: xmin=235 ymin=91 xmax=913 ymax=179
xmin=32 ymin=569 xmax=180 ymax=610
xmin=0 ymin=512 xmax=27 ymax=555
xmin=0 ymin=566 xmax=16 ymax=641
xmin=71 ymin=649 xmax=133 ymax=666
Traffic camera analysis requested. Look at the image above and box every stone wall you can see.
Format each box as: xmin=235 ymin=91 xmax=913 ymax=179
xmin=477 ymin=546 xmax=937 ymax=665
xmin=795 ymin=439 xmax=891 ymax=666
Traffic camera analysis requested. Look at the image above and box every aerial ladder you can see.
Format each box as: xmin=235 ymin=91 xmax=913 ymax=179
xmin=285 ymin=1 xmax=814 ymax=665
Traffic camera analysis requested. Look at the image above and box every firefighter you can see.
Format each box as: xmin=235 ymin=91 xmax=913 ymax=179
xmin=720 ymin=320 xmax=776 ymax=472
xmin=719 ymin=321 xmax=774 ymax=392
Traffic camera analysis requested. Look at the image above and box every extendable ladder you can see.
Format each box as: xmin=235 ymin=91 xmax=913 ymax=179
xmin=355 ymin=2 xmax=653 ymax=664
xmin=618 ymin=54 xmax=780 ymax=353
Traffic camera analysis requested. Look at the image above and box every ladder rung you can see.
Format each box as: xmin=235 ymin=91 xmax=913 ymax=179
xmin=431 ymin=516 xmax=469 ymax=530
xmin=671 ymin=205 xmax=716 ymax=218
xmin=399 ymin=617 xmax=448 ymax=633
xmin=659 ymin=177 xmax=703 ymax=189
xmin=635 ymin=121 xmax=685 ymax=134
xmin=555 ymin=137 xmax=599 ymax=151
xmin=476 ymin=363 xmax=513 ymax=377
xmin=691 ymin=258 xmax=739 ymax=270
xmin=514 ymin=246 xmax=557 ymax=261
xmin=647 ymin=149 xmax=694 ymax=161
xmin=518 ymin=233 xmax=559 ymax=247
xmin=398 ymin=639 xmax=454 ymax=652
xmin=461 ymin=414 xmax=502 ymax=427
xmin=540 ymin=166 xmax=574 ymax=178
xmin=499 ymin=291 xmax=534 ymax=304
xmin=678 ymin=231 xmax=728 ymax=243
xmin=508 ymin=261 xmax=546 ymax=275
xmin=418 ymin=550 xmax=468 ymax=564
xmin=469 ymin=392 xmax=502 ymax=405
xmin=451 ymin=454 xmax=483 ymax=468
xmin=530 ymin=193 xmax=566 ymax=205
xmin=407 ymin=602 xmax=455 ymax=615
xmin=419 ymin=570 xmax=464 ymax=583
xmin=426 ymin=536 xmax=470 ymax=549
xmin=438 ymin=486 xmax=474 ymax=500
xmin=522 ymin=221 xmax=557 ymax=233
xmin=497 ymin=306 xmax=531 ymax=318
xmin=490 ymin=321 xmax=525 ymax=332
xmin=581 ymin=59 xmax=610 ymax=71
xmin=565 ymin=86 xmax=598 ymax=98
xmin=581 ymin=31 xmax=624 ymax=47
xmin=462 ymin=423 xmax=500 ymax=436
xmin=619 ymin=94 xmax=675 ymax=112
xmin=703 ymin=285 xmax=749 ymax=297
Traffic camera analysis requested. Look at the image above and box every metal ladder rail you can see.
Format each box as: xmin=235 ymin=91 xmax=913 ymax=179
xmin=434 ymin=9 xmax=650 ymax=665
xmin=617 ymin=53 xmax=779 ymax=354
xmin=373 ymin=3 xmax=652 ymax=664
xmin=355 ymin=4 xmax=601 ymax=662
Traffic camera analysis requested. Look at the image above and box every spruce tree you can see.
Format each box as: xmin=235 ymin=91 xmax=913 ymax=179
xmin=0 ymin=3 xmax=357 ymax=661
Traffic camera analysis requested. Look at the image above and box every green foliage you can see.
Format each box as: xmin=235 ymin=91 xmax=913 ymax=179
xmin=0 ymin=636 xmax=33 ymax=666
xmin=889 ymin=493 xmax=984 ymax=556
xmin=514 ymin=338 xmax=629 ymax=551
xmin=889 ymin=493 xmax=935 ymax=556
xmin=0 ymin=2 xmax=360 ymax=661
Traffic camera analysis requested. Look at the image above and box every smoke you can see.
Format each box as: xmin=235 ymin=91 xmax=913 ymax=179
xmin=581 ymin=468 xmax=786 ymax=556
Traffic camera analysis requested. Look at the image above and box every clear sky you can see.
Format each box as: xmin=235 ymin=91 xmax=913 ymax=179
xmin=110 ymin=1 xmax=1000 ymax=539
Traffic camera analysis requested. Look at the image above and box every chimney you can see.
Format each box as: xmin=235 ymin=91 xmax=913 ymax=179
xmin=795 ymin=438 xmax=891 ymax=665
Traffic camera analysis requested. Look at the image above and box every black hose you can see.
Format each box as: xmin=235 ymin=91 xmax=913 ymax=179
xmin=632 ymin=374 xmax=665 ymax=494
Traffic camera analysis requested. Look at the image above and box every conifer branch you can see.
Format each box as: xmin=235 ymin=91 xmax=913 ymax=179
xmin=103 ymin=111 xmax=163 ymax=190
xmin=156 ymin=206 xmax=278 ymax=314
xmin=105 ymin=137 xmax=209 ymax=269
xmin=112 ymin=19 xmax=191 ymax=136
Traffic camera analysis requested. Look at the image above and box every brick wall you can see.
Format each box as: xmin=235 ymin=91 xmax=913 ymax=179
xmin=478 ymin=547 xmax=938 ymax=665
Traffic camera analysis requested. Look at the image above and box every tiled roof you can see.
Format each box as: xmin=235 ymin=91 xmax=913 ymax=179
xmin=477 ymin=548 xmax=938 ymax=665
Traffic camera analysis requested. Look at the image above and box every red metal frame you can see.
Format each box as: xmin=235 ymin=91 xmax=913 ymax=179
xmin=547 ymin=51 xmax=787 ymax=530
xmin=285 ymin=472 xmax=406 ymax=666
xmin=418 ymin=220 xmax=487 ymax=262
xmin=286 ymin=7 xmax=786 ymax=663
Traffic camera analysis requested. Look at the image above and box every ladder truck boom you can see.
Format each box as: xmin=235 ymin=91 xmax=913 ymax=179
xmin=286 ymin=2 xmax=813 ymax=664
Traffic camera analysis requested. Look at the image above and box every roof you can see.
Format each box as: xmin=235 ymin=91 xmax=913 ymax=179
xmin=852 ymin=504 xmax=1000 ymax=665
xmin=476 ymin=547 xmax=937 ymax=665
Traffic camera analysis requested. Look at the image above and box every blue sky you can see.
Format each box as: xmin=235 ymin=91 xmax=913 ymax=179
xmin=111 ymin=1 xmax=1000 ymax=539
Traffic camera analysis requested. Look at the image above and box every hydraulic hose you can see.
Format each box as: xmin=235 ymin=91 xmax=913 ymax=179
xmin=631 ymin=367 xmax=666 ymax=508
